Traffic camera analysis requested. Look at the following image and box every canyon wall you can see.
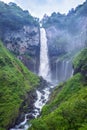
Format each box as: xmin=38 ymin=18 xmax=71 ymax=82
xmin=0 ymin=1 xmax=40 ymax=74
xmin=3 ymin=25 xmax=40 ymax=74
xmin=42 ymin=1 xmax=87 ymax=83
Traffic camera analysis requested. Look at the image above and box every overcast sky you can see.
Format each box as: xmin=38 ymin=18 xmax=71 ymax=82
xmin=0 ymin=0 xmax=86 ymax=18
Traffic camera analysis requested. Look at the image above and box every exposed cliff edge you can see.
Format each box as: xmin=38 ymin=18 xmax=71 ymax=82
xmin=0 ymin=1 xmax=40 ymax=74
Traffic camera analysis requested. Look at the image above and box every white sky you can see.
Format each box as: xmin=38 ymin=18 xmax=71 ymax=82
xmin=0 ymin=0 xmax=86 ymax=19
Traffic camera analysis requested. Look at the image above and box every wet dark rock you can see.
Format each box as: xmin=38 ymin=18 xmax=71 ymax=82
xmin=41 ymin=95 xmax=44 ymax=100
xmin=42 ymin=99 xmax=46 ymax=104
xmin=27 ymin=114 xmax=35 ymax=120
xmin=34 ymin=108 xmax=40 ymax=111
xmin=9 ymin=89 xmax=37 ymax=128
xmin=2 ymin=25 xmax=40 ymax=74
xmin=38 ymin=77 xmax=49 ymax=89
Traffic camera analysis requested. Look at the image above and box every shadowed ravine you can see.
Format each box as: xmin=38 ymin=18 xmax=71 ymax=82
xmin=10 ymin=28 xmax=73 ymax=130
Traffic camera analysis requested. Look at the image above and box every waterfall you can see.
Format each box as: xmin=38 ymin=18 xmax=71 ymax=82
xmin=10 ymin=28 xmax=74 ymax=130
xmin=11 ymin=27 xmax=52 ymax=130
xmin=39 ymin=28 xmax=51 ymax=82
xmin=55 ymin=60 xmax=73 ymax=83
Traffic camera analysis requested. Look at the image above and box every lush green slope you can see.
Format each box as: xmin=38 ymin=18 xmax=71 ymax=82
xmin=29 ymin=48 xmax=87 ymax=130
xmin=0 ymin=41 xmax=40 ymax=130
xmin=73 ymin=48 xmax=87 ymax=77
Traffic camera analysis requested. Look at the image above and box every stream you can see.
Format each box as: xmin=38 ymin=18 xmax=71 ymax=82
xmin=10 ymin=83 xmax=54 ymax=130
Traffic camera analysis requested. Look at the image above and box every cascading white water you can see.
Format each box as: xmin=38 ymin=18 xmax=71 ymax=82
xmin=10 ymin=27 xmax=73 ymax=130
xmin=39 ymin=28 xmax=51 ymax=81
xmin=10 ymin=28 xmax=52 ymax=130
xmin=55 ymin=59 xmax=73 ymax=83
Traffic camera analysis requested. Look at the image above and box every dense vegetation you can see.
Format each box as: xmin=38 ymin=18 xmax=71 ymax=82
xmin=0 ymin=1 xmax=39 ymax=31
xmin=73 ymin=48 xmax=87 ymax=77
xmin=41 ymin=0 xmax=87 ymax=60
xmin=42 ymin=0 xmax=87 ymax=32
xmin=0 ymin=41 xmax=40 ymax=130
xmin=42 ymin=12 xmax=66 ymax=29
xmin=29 ymin=48 xmax=87 ymax=130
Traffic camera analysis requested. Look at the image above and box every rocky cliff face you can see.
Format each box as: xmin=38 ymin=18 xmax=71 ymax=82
xmin=45 ymin=17 xmax=87 ymax=57
xmin=42 ymin=1 xmax=87 ymax=83
xmin=3 ymin=25 xmax=40 ymax=74
xmin=0 ymin=1 xmax=40 ymax=74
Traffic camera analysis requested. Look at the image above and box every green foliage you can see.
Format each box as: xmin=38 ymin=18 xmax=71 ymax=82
xmin=73 ymin=48 xmax=87 ymax=70
xmin=41 ymin=73 xmax=83 ymax=116
xmin=0 ymin=41 xmax=40 ymax=129
xmin=43 ymin=12 xmax=66 ymax=29
xmin=73 ymin=48 xmax=87 ymax=79
xmin=43 ymin=1 xmax=87 ymax=35
xmin=0 ymin=2 xmax=39 ymax=31
xmin=29 ymin=49 xmax=87 ymax=130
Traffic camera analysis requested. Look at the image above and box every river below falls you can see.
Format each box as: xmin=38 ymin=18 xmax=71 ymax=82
xmin=10 ymin=82 xmax=55 ymax=130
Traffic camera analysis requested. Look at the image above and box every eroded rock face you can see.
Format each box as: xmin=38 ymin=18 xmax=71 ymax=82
xmin=46 ymin=26 xmax=68 ymax=57
xmin=3 ymin=25 xmax=40 ymax=74
xmin=43 ymin=13 xmax=87 ymax=83
xmin=45 ymin=17 xmax=87 ymax=57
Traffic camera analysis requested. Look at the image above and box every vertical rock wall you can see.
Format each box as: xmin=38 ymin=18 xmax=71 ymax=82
xmin=2 ymin=25 xmax=40 ymax=74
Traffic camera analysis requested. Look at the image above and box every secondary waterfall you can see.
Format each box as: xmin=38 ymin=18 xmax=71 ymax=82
xmin=39 ymin=28 xmax=51 ymax=81
xmin=55 ymin=60 xmax=73 ymax=83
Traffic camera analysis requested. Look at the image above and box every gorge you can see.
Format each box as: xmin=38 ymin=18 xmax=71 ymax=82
xmin=10 ymin=27 xmax=53 ymax=130
xmin=10 ymin=26 xmax=74 ymax=130
xmin=0 ymin=1 xmax=87 ymax=130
